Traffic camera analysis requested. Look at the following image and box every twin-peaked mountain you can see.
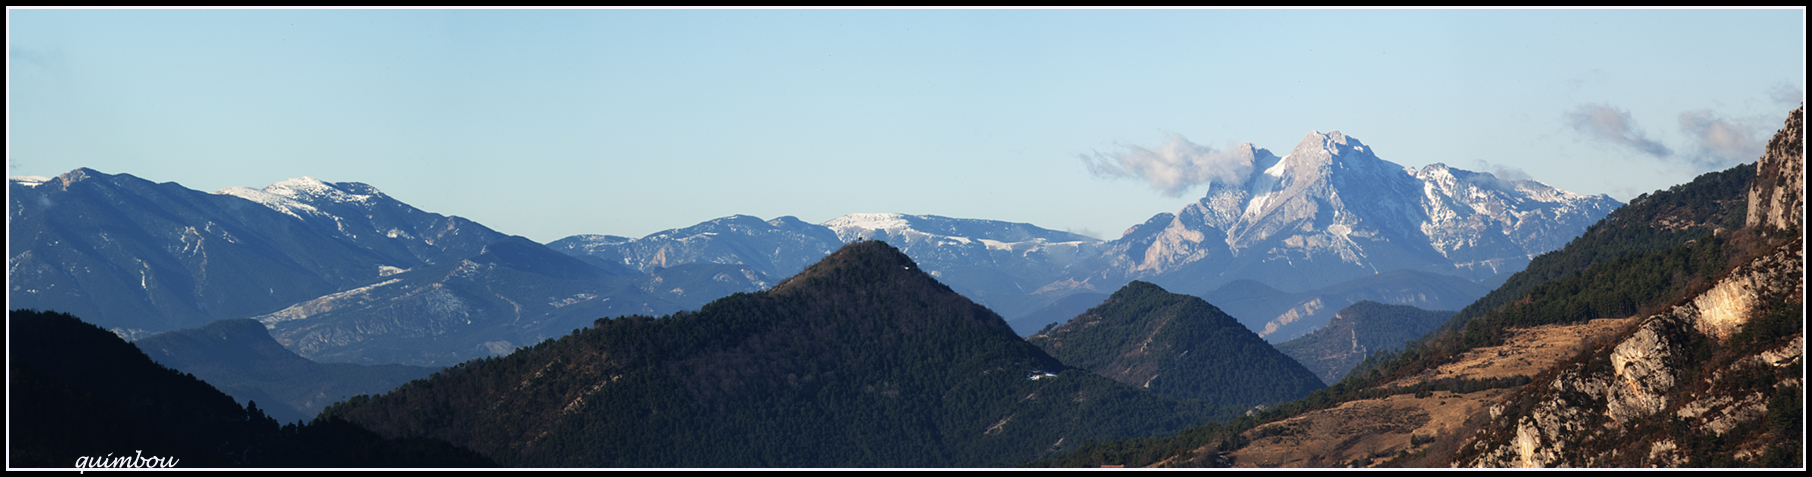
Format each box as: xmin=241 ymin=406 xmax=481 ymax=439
xmin=321 ymin=241 xmax=1221 ymax=467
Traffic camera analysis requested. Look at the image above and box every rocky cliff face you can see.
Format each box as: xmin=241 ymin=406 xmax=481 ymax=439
xmin=1459 ymin=106 xmax=1805 ymax=468
xmin=1462 ymin=238 xmax=1801 ymax=467
xmin=1747 ymin=105 xmax=1804 ymax=233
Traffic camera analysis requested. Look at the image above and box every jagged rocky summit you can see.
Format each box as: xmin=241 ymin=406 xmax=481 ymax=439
xmin=1076 ymin=130 xmax=1622 ymax=297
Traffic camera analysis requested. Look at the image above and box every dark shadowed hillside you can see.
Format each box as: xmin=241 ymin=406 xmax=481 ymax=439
xmin=1027 ymin=281 xmax=1325 ymax=409
xmin=7 ymin=309 xmax=493 ymax=468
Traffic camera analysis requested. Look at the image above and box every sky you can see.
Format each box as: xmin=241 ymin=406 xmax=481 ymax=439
xmin=7 ymin=8 xmax=1805 ymax=244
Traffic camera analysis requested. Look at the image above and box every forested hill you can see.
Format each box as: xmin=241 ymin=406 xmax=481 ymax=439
xmin=322 ymin=240 xmax=1218 ymax=467
xmin=1027 ymin=281 xmax=1325 ymax=408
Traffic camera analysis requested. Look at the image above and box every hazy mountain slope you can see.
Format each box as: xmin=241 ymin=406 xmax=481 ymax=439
xmin=547 ymin=214 xmax=843 ymax=281
xmin=1027 ymin=281 xmax=1325 ymax=408
xmin=1202 ymin=270 xmax=1486 ymax=343
xmin=323 ymin=241 xmax=1216 ymax=467
xmin=7 ymin=170 xmax=509 ymax=338
xmin=135 ymin=319 xmax=438 ymax=425
xmin=552 ymin=213 xmax=1105 ymax=320
xmin=1272 ymin=302 xmax=1456 ymax=385
xmin=1006 ymin=291 xmax=1109 ymax=336
xmin=254 ymin=236 xmax=682 ymax=367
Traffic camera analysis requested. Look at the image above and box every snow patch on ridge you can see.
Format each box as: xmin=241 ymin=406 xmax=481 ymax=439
xmin=1243 ymin=154 xmax=1291 ymax=218
xmin=217 ymin=186 xmax=327 ymax=221
xmin=9 ymin=176 xmax=52 ymax=187
xmin=212 ymin=176 xmax=385 ymax=221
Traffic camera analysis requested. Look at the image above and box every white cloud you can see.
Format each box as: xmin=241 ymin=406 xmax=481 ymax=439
xmin=1566 ymin=103 xmax=1672 ymax=158
xmin=1081 ymin=133 xmax=1259 ymax=198
xmin=1678 ymin=109 xmax=1763 ymax=166
xmin=1768 ymin=82 xmax=1804 ymax=106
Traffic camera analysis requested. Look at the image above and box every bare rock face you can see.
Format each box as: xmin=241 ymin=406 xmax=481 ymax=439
xmin=1689 ymin=241 xmax=1804 ymax=340
xmin=1747 ymin=105 xmax=1804 ymax=233
xmin=1463 ymin=246 xmax=1802 ymax=467
xmin=1466 ymin=312 xmax=1685 ymax=468
xmin=1502 ymin=366 xmax=1608 ymax=468
xmin=1456 ymin=106 xmax=1808 ymax=469
xmin=1605 ymin=312 xmax=1685 ymax=424
xmin=1464 ymin=237 xmax=1803 ymax=468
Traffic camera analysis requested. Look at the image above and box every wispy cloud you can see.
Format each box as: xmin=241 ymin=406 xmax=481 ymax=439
xmin=1065 ymin=226 xmax=1104 ymax=241
xmin=1468 ymin=161 xmax=1535 ymax=191
xmin=1678 ymin=109 xmax=1764 ymax=166
xmin=1081 ymin=133 xmax=1258 ymax=198
xmin=1566 ymin=103 xmax=1673 ymax=158
xmin=1768 ymin=81 xmax=1804 ymax=107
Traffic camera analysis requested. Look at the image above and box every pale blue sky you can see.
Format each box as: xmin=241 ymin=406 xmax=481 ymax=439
xmin=8 ymin=8 xmax=1805 ymax=243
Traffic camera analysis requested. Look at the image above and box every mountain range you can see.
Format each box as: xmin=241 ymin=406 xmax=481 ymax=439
xmin=8 ymin=106 xmax=1797 ymax=468
xmin=9 ymin=128 xmax=1618 ymax=369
